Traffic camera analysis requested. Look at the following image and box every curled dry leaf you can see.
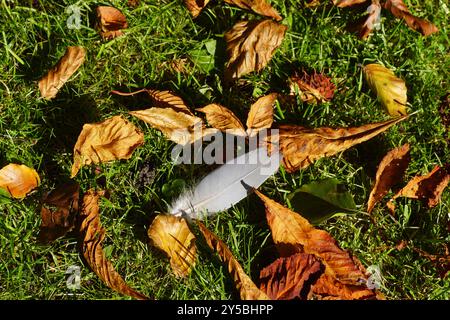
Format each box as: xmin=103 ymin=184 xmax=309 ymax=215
xmin=359 ymin=0 xmax=382 ymax=39
xmin=198 ymin=222 xmax=269 ymax=300
xmin=38 ymin=46 xmax=86 ymax=100
xmin=197 ymin=104 xmax=246 ymax=136
xmin=0 ymin=164 xmax=40 ymax=199
xmin=259 ymin=253 xmax=323 ymax=300
xmin=255 ymin=190 xmax=379 ymax=299
xmin=224 ymin=0 xmax=282 ymax=21
xmin=367 ymin=144 xmax=410 ymax=214
xmin=246 ymin=93 xmax=276 ymax=136
xmin=225 ymin=20 xmax=287 ymax=81
xmin=273 ymin=115 xmax=408 ymax=173
xmin=364 ymin=64 xmax=408 ymax=117
xmin=289 ymin=71 xmax=336 ymax=104
xmin=96 ymin=6 xmax=128 ymax=40
xmin=388 ymin=165 xmax=450 ymax=213
xmin=384 ymin=0 xmax=438 ymax=36
xmin=39 ymin=182 xmax=80 ymax=243
xmin=184 ymin=0 xmax=211 ymax=18
xmin=71 ymin=115 xmax=144 ymax=177
xmin=148 ymin=214 xmax=197 ymax=277
xmin=79 ymin=190 xmax=147 ymax=299
xmin=333 ymin=0 xmax=367 ymax=7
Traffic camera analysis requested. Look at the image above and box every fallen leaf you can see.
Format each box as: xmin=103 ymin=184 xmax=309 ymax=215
xmin=359 ymin=0 xmax=382 ymax=39
xmin=364 ymin=64 xmax=408 ymax=117
xmin=255 ymin=190 xmax=370 ymax=286
xmin=289 ymin=178 xmax=357 ymax=224
xmin=0 ymin=164 xmax=40 ymax=199
xmin=246 ymin=93 xmax=276 ymax=136
xmin=274 ymin=115 xmax=409 ymax=173
xmin=259 ymin=253 xmax=323 ymax=300
xmin=96 ymin=6 xmax=128 ymax=40
xmin=309 ymin=274 xmax=378 ymax=300
xmin=289 ymin=71 xmax=336 ymax=104
xmin=225 ymin=20 xmax=287 ymax=81
xmin=38 ymin=46 xmax=86 ymax=100
xmin=148 ymin=214 xmax=197 ymax=277
xmin=333 ymin=0 xmax=367 ymax=7
xmin=224 ymin=0 xmax=282 ymax=21
xmin=388 ymin=164 xmax=450 ymax=213
xmin=79 ymin=190 xmax=147 ymax=299
xmin=367 ymin=144 xmax=410 ymax=214
xmin=184 ymin=0 xmax=211 ymax=18
xmin=127 ymin=0 xmax=140 ymax=7
xmin=71 ymin=115 xmax=144 ymax=177
xmin=197 ymin=104 xmax=246 ymax=136
xmin=198 ymin=222 xmax=269 ymax=300
xmin=384 ymin=0 xmax=438 ymax=36
xmin=38 ymin=182 xmax=80 ymax=243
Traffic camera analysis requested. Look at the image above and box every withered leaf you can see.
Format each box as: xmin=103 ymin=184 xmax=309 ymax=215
xmin=359 ymin=0 xmax=382 ymax=39
xmin=148 ymin=214 xmax=197 ymax=277
xmin=333 ymin=0 xmax=367 ymax=7
xmin=364 ymin=64 xmax=408 ymax=117
xmin=384 ymin=0 xmax=438 ymax=36
xmin=71 ymin=115 xmax=144 ymax=177
xmin=367 ymin=144 xmax=410 ymax=214
xmin=224 ymin=0 xmax=282 ymax=21
xmin=197 ymin=104 xmax=246 ymax=136
xmin=259 ymin=253 xmax=323 ymax=300
xmin=246 ymin=93 xmax=276 ymax=136
xmin=38 ymin=46 xmax=86 ymax=100
xmin=198 ymin=222 xmax=269 ymax=300
xmin=225 ymin=20 xmax=287 ymax=81
xmin=184 ymin=0 xmax=211 ymax=18
xmin=38 ymin=182 xmax=80 ymax=243
xmin=79 ymin=190 xmax=147 ymax=299
xmin=274 ymin=115 xmax=409 ymax=173
xmin=388 ymin=165 xmax=450 ymax=213
xmin=0 ymin=164 xmax=40 ymax=199
xmin=310 ymin=274 xmax=379 ymax=300
xmin=289 ymin=71 xmax=336 ymax=104
xmin=96 ymin=6 xmax=128 ymax=40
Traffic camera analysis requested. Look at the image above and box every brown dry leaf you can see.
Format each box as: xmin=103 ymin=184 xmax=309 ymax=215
xmin=0 ymin=164 xmax=40 ymax=199
xmin=259 ymin=253 xmax=323 ymax=300
xmin=79 ymin=190 xmax=148 ymax=299
xmin=198 ymin=222 xmax=269 ymax=300
xmin=148 ymin=214 xmax=197 ymax=277
xmin=71 ymin=115 xmax=144 ymax=177
xmin=333 ymin=0 xmax=367 ymax=7
xmin=364 ymin=64 xmax=408 ymax=117
xmin=246 ymin=93 xmax=276 ymax=136
xmin=38 ymin=46 xmax=86 ymax=100
xmin=384 ymin=0 xmax=438 ymax=36
xmin=96 ymin=6 xmax=128 ymax=40
xmin=127 ymin=0 xmax=140 ymax=7
xmin=274 ymin=115 xmax=408 ymax=173
xmin=38 ymin=182 xmax=80 ymax=243
xmin=388 ymin=165 xmax=450 ymax=213
xmin=224 ymin=0 xmax=282 ymax=21
xmin=289 ymin=71 xmax=336 ymax=104
xmin=184 ymin=0 xmax=211 ymax=18
xmin=310 ymin=274 xmax=378 ymax=300
xmin=359 ymin=0 xmax=382 ymax=39
xmin=225 ymin=20 xmax=287 ymax=81
xmin=367 ymin=144 xmax=410 ymax=214
xmin=197 ymin=104 xmax=247 ymax=136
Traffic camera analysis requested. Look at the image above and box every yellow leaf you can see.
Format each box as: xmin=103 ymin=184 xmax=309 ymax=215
xmin=0 ymin=164 xmax=40 ymax=199
xmin=246 ymin=93 xmax=276 ymax=136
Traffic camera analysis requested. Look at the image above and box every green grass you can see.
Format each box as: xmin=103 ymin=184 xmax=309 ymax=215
xmin=0 ymin=0 xmax=449 ymax=300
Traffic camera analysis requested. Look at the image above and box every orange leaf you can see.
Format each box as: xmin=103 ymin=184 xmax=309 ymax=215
xmin=96 ymin=6 xmax=128 ymax=40
xmin=246 ymin=93 xmax=276 ymax=136
xmin=0 ymin=164 xmax=40 ymax=199
xmin=225 ymin=20 xmax=287 ymax=81
xmin=38 ymin=46 xmax=86 ymax=100
xmin=148 ymin=214 xmax=197 ymax=277
xmin=197 ymin=104 xmax=246 ymax=136
xmin=71 ymin=115 xmax=144 ymax=177
xmin=184 ymin=0 xmax=211 ymax=18
xmin=275 ymin=116 xmax=409 ymax=173
xmin=224 ymin=0 xmax=282 ymax=21
xmin=79 ymin=190 xmax=148 ymax=299
xmin=259 ymin=253 xmax=323 ymax=300
xmin=198 ymin=222 xmax=269 ymax=300
xmin=367 ymin=144 xmax=410 ymax=213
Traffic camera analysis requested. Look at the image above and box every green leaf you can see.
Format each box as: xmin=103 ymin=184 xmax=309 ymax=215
xmin=288 ymin=178 xmax=357 ymax=225
xmin=188 ymin=39 xmax=217 ymax=74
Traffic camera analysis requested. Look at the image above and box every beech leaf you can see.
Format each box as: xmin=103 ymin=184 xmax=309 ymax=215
xmin=184 ymin=0 xmax=211 ymax=18
xmin=224 ymin=0 xmax=282 ymax=21
xmin=0 ymin=164 xmax=40 ymax=199
xmin=96 ymin=6 xmax=128 ymax=40
xmin=197 ymin=104 xmax=247 ymax=136
xmin=333 ymin=0 xmax=367 ymax=7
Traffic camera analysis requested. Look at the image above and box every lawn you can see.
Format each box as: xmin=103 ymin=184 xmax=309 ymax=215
xmin=0 ymin=0 xmax=449 ymax=300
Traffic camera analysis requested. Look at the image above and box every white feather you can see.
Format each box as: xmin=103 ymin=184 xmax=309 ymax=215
xmin=169 ymin=146 xmax=281 ymax=219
